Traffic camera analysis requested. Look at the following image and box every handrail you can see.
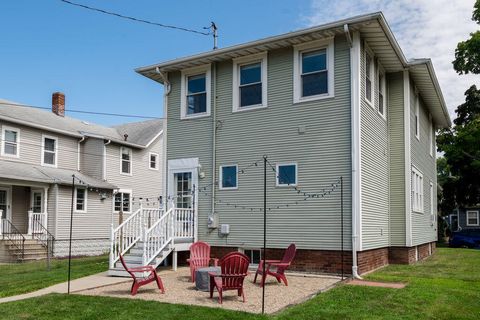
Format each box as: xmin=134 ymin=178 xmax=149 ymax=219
xmin=29 ymin=214 xmax=55 ymax=256
xmin=142 ymin=207 xmax=174 ymax=266
xmin=113 ymin=207 xmax=142 ymax=234
xmin=1 ymin=219 xmax=26 ymax=260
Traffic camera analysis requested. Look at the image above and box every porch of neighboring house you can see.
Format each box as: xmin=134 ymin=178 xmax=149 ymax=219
xmin=0 ymin=182 xmax=51 ymax=262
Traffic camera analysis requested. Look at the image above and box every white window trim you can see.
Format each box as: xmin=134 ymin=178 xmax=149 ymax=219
xmin=120 ymin=147 xmax=133 ymax=176
xmin=377 ymin=63 xmax=387 ymax=120
xmin=41 ymin=134 xmax=58 ymax=168
xmin=429 ymin=181 xmax=435 ymax=222
xmin=149 ymin=152 xmax=159 ymax=171
xmin=466 ymin=210 xmax=479 ymax=226
xmin=429 ymin=114 xmax=434 ymax=157
xmin=293 ymin=38 xmax=335 ymax=104
xmin=411 ymin=166 xmax=424 ymax=213
xmin=180 ymin=64 xmax=211 ymax=120
xmin=415 ymin=93 xmax=420 ymax=141
xmin=219 ymin=164 xmax=238 ymax=190
xmin=74 ymin=187 xmax=87 ymax=213
xmin=1 ymin=125 xmax=20 ymax=158
xmin=113 ymin=189 xmax=132 ymax=214
xmin=276 ymin=162 xmax=298 ymax=187
xmin=232 ymin=52 xmax=268 ymax=112
xmin=364 ymin=43 xmax=375 ymax=109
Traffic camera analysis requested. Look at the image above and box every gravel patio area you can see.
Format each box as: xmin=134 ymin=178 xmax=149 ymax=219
xmin=77 ymin=267 xmax=341 ymax=314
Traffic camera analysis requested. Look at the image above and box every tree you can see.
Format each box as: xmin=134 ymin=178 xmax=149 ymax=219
xmin=453 ymin=0 xmax=480 ymax=74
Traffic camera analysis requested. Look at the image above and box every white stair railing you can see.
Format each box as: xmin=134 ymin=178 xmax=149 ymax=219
xmin=174 ymin=208 xmax=195 ymax=239
xmin=109 ymin=204 xmax=164 ymax=268
xmin=142 ymin=207 xmax=175 ymax=266
xmin=28 ymin=211 xmax=47 ymax=236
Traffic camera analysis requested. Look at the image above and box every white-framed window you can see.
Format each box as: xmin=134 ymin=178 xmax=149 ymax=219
xmin=293 ymin=38 xmax=335 ymax=103
xmin=114 ymin=190 xmax=132 ymax=213
xmin=120 ymin=147 xmax=132 ymax=175
xmin=365 ymin=46 xmax=374 ymax=107
xmin=411 ymin=167 xmax=424 ymax=213
xmin=149 ymin=152 xmax=159 ymax=170
xmin=41 ymin=135 xmax=58 ymax=167
xmin=466 ymin=210 xmax=479 ymax=226
xmin=429 ymin=115 xmax=434 ymax=157
xmin=378 ymin=65 xmax=386 ymax=118
xmin=74 ymin=187 xmax=87 ymax=213
xmin=415 ymin=93 xmax=420 ymax=140
xmin=429 ymin=181 xmax=435 ymax=222
xmin=1 ymin=126 xmax=20 ymax=158
xmin=180 ymin=65 xmax=211 ymax=119
xmin=276 ymin=163 xmax=297 ymax=187
xmin=232 ymin=52 xmax=268 ymax=112
xmin=219 ymin=164 xmax=238 ymax=190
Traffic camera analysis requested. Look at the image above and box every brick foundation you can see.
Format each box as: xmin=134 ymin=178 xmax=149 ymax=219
xmin=357 ymin=247 xmax=389 ymax=274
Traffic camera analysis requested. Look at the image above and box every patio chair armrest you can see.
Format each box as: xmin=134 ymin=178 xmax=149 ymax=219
xmin=268 ymin=262 xmax=291 ymax=267
xmin=128 ymin=266 xmax=154 ymax=272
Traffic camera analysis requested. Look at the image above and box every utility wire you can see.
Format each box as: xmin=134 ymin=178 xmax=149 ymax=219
xmin=59 ymin=0 xmax=210 ymax=36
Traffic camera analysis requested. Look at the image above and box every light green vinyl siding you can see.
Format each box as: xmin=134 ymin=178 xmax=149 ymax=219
xmin=410 ymin=83 xmax=437 ymax=245
xmin=167 ymin=36 xmax=352 ymax=251
xmin=360 ymin=42 xmax=390 ymax=250
xmin=387 ymin=72 xmax=406 ymax=246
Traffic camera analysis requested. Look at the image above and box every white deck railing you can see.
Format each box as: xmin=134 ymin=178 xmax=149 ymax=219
xmin=174 ymin=208 xmax=195 ymax=239
xmin=28 ymin=211 xmax=47 ymax=236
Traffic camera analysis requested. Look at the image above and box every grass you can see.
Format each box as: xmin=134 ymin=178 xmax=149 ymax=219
xmin=0 ymin=255 xmax=108 ymax=298
xmin=0 ymin=248 xmax=479 ymax=319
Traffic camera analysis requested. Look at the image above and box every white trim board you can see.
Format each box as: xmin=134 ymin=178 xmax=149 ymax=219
xmin=404 ymin=70 xmax=412 ymax=247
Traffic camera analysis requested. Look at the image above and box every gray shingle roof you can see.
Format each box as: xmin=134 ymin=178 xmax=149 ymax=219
xmin=0 ymin=99 xmax=163 ymax=148
xmin=0 ymin=160 xmax=116 ymax=189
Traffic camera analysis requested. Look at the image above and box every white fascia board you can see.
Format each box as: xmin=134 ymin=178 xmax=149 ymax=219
xmin=404 ymin=70 xmax=412 ymax=247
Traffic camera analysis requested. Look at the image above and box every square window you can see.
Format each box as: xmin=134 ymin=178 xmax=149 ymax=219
xmin=277 ymin=163 xmax=297 ymax=187
xmin=220 ymin=165 xmax=238 ymax=189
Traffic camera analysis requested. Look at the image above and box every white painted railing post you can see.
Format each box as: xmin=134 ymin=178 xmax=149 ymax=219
xmin=109 ymin=223 xmax=115 ymax=269
xmin=0 ymin=210 xmax=3 ymax=236
xmin=27 ymin=210 xmax=33 ymax=235
xmin=142 ymin=219 xmax=148 ymax=266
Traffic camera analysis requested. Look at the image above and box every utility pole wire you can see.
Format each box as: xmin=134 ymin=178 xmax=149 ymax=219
xmin=59 ymin=0 xmax=211 ymax=36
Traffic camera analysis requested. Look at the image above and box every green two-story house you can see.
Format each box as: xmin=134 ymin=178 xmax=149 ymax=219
xmin=136 ymin=12 xmax=451 ymax=276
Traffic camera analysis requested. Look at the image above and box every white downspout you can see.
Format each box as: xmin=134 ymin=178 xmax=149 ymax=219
xmin=156 ymin=67 xmax=170 ymax=210
xmin=77 ymin=136 xmax=86 ymax=171
xmin=103 ymin=140 xmax=111 ymax=181
xmin=349 ymin=27 xmax=363 ymax=279
xmin=211 ymin=62 xmax=217 ymax=217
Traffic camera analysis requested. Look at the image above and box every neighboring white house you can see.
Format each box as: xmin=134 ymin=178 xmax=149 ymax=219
xmin=0 ymin=93 xmax=164 ymax=262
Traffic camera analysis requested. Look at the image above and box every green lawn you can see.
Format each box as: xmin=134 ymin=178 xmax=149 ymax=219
xmin=0 ymin=255 xmax=108 ymax=298
xmin=0 ymin=248 xmax=479 ymax=320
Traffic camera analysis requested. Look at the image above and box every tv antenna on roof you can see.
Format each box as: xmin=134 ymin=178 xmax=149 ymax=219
xmin=205 ymin=22 xmax=218 ymax=50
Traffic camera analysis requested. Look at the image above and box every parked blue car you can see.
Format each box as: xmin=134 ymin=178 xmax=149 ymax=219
xmin=449 ymin=229 xmax=480 ymax=249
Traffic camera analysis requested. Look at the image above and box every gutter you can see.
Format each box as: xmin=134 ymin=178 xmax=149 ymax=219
xmin=103 ymin=139 xmax=111 ymax=181
xmin=77 ymin=136 xmax=86 ymax=171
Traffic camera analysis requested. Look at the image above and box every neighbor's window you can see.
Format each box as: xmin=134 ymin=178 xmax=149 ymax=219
xmin=378 ymin=70 xmax=386 ymax=117
xmin=220 ymin=165 xmax=238 ymax=189
xmin=276 ymin=163 xmax=297 ymax=187
xmin=466 ymin=211 xmax=479 ymax=226
xmin=365 ymin=51 xmax=374 ymax=104
xmin=149 ymin=152 xmax=159 ymax=170
xmin=42 ymin=136 xmax=57 ymax=167
xmin=1 ymin=126 xmax=20 ymax=157
xmin=114 ymin=191 xmax=131 ymax=213
xmin=411 ymin=167 xmax=424 ymax=213
xmin=75 ymin=188 xmax=87 ymax=212
xmin=120 ymin=147 xmax=132 ymax=174
xmin=293 ymin=39 xmax=334 ymax=103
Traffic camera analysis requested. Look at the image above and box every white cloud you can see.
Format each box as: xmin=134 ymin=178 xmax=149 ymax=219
xmin=301 ymin=0 xmax=479 ymax=119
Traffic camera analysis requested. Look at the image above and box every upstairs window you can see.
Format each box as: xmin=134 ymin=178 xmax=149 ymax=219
xmin=365 ymin=50 xmax=374 ymax=105
xmin=114 ymin=191 xmax=131 ymax=213
xmin=120 ymin=147 xmax=132 ymax=175
xmin=466 ymin=211 xmax=479 ymax=226
xmin=293 ymin=38 xmax=334 ymax=103
xmin=74 ymin=187 xmax=87 ymax=212
xmin=276 ymin=163 xmax=297 ymax=187
xmin=219 ymin=165 xmax=238 ymax=190
xmin=181 ymin=65 xmax=211 ymax=119
xmin=42 ymin=135 xmax=57 ymax=167
xmin=1 ymin=126 xmax=20 ymax=157
xmin=149 ymin=152 xmax=159 ymax=170
xmin=233 ymin=53 xmax=267 ymax=112
xmin=411 ymin=167 xmax=424 ymax=213
xmin=378 ymin=69 xmax=386 ymax=118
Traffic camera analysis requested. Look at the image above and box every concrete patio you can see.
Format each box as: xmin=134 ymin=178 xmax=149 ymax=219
xmin=77 ymin=267 xmax=341 ymax=314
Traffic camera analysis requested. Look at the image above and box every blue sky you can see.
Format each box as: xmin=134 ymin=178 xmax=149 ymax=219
xmin=1 ymin=0 xmax=478 ymax=125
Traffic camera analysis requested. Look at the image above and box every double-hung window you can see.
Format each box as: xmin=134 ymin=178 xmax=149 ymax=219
xmin=466 ymin=211 xmax=479 ymax=226
xmin=120 ymin=147 xmax=132 ymax=175
xmin=429 ymin=115 xmax=434 ymax=157
xmin=276 ymin=163 xmax=297 ymax=187
xmin=411 ymin=167 xmax=424 ymax=213
xmin=233 ymin=53 xmax=267 ymax=111
xmin=149 ymin=152 xmax=159 ymax=170
xmin=378 ymin=67 xmax=386 ymax=118
xmin=293 ymin=38 xmax=334 ymax=103
xmin=219 ymin=165 xmax=238 ymax=190
xmin=42 ymin=135 xmax=57 ymax=167
xmin=1 ymin=126 xmax=20 ymax=157
xmin=415 ymin=94 xmax=420 ymax=140
xmin=365 ymin=49 xmax=374 ymax=106
xmin=430 ymin=182 xmax=435 ymax=222
xmin=74 ymin=187 xmax=87 ymax=213
xmin=181 ymin=65 xmax=211 ymax=119
xmin=114 ymin=191 xmax=131 ymax=213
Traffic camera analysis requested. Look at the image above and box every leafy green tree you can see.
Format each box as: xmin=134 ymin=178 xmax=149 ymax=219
xmin=453 ymin=0 xmax=480 ymax=74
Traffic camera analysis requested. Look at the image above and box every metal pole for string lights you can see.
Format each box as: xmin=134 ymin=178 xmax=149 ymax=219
xmin=340 ymin=176 xmax=344 ymax=280
xmin=67 ymin=175 xmax=75 ymax=294
xmin=262 ymin=155 xmax=267 ymax=314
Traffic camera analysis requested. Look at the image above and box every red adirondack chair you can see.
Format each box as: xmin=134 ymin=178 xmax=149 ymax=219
xmin=254 ymin=243 xmax=296 ymax=287
xmin=209 ymin=252 xmax=250 ymax=304
xmin=119 ymin=255 xmax=165 ymax=296
xmin=187 ymin=241 xmax=219 ymax=282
